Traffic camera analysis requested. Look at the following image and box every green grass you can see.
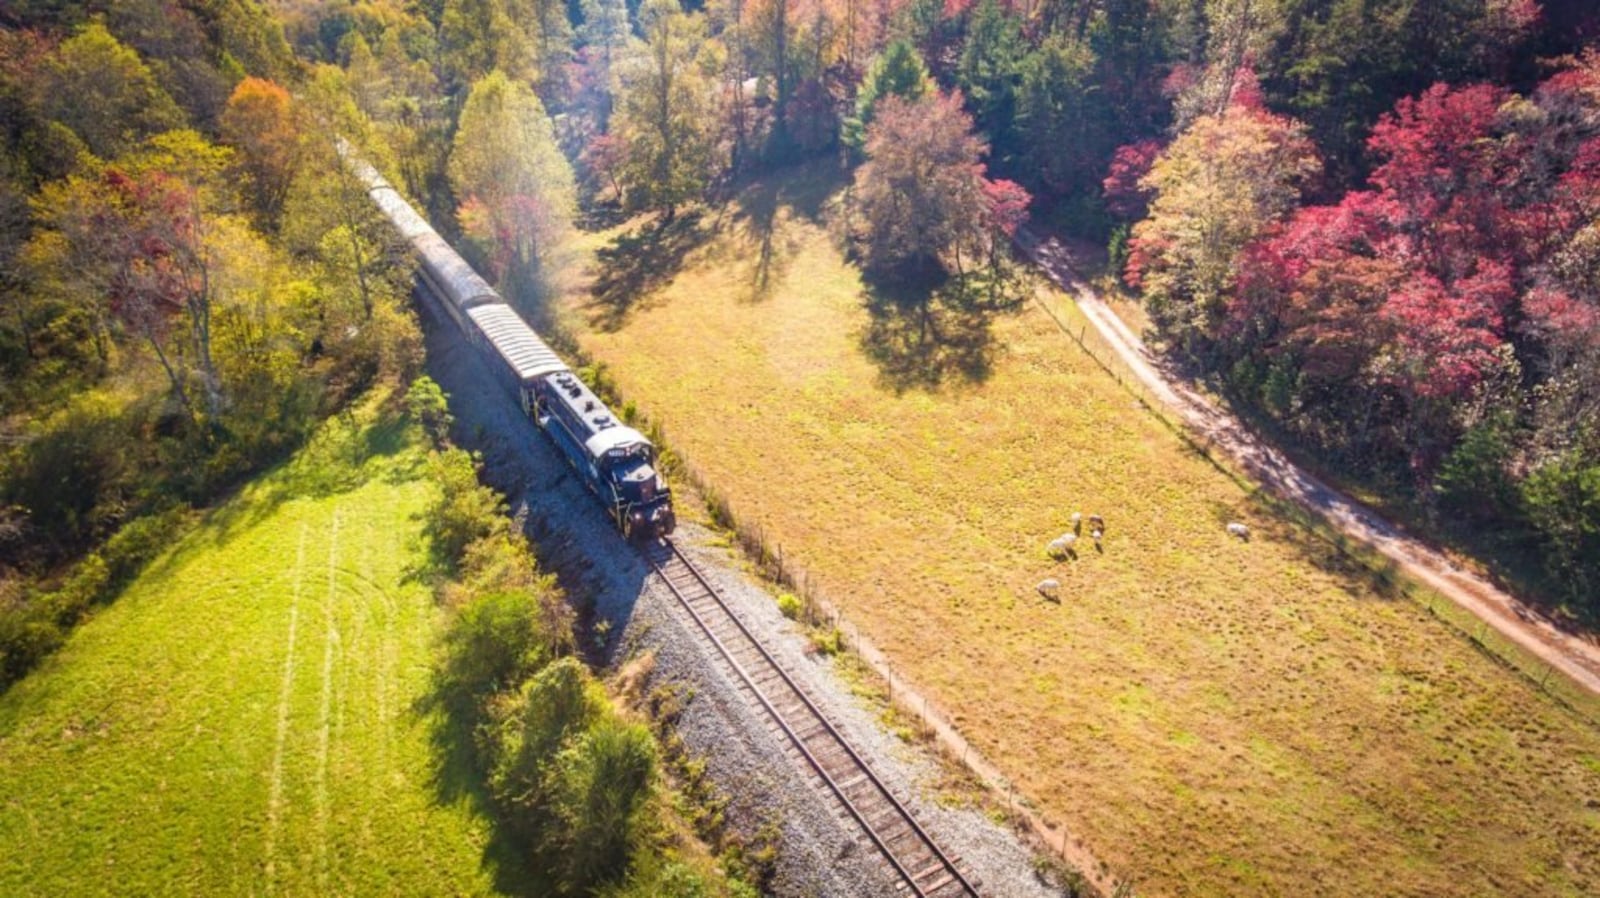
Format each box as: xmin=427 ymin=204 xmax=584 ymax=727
xmin=561 ymin=160 xmax=1600 ymax=898
xmin=0 ymin=401 xmax=504 ymax=897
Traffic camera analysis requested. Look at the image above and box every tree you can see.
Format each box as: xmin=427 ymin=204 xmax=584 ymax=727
xmin=577 ymin=0 xmax=636 ymax=130
xmin=843 ymin=39 xmax=933 ymax=152
xmin=27 ymin=133 xmax=237 ymax=422
xmin=39 ymin=22 xmax=184 ymax=160
xmin=955 ymin=0 xmax=1025 ymax=159
xmin=614 ymin=0 xmax=715 ymax=220
xmin=852 ymin=90 xmax=991 ymax=278
xmin=221 ymin=77 xmax=301 ymax=229
xmin=1127 ymin=97 xmax=1319 ymax=353
xmin=1015 ymin=34 xmax=1109 ymax=196
xmin=448 ymin=70 xmax=577 ymax=306
xmin=440 ymin=0 xmax=536 ymax=90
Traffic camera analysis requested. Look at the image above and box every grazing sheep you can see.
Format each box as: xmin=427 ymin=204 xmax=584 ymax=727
xmin=1047 ymin=534 xmax=1078 ymax=559
xmin=1088 ymin=514 xmax=1105 ymax=532
xmin=1070 ymin=512 xmax=1083 ymax=533
xmin=1227 ymin=521 xmax=1251 ymax=540
xmin=1036 ymin=578 xmax=1061 ymax=601
xmin=1091 ymin=528 xmax=1104 ymax=550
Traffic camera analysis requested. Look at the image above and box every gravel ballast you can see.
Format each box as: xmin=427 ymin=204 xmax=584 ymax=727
xmin=423 ymin=308 xmax=1065 ymax=898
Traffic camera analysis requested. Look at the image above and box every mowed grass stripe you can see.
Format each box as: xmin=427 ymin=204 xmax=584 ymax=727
xmin=264 ymin=522 xmax=308 ymax=890
xmin=0 ymin=416 xmax=500 ymax=897
xmin=565 ymin=164 xmax=1600 ymax=898
xmin=315 ymin=507 xmax=340 ymax=892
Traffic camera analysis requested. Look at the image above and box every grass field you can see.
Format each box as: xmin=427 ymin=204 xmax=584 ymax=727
xmin=562 ymin=162 xmax=1600 ymax=897
xmin=0 ymin=403 xmax=507 ymax=896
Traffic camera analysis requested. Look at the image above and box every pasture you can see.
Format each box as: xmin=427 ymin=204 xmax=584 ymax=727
xmin=563 ymin=162 xmax=1600 ymax=897
xmin=0 ymin=406 xmax=504 ymax=896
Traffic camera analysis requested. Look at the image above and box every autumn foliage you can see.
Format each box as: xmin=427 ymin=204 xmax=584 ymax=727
xmin=1133 ymin=51 xmax=1600 ymax=605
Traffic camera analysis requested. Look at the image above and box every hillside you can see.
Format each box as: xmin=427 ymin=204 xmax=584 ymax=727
xmin=0 ymin=406 xmax=504 ymax=896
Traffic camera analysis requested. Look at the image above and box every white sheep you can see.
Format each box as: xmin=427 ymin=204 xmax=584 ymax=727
xmin=1036 ymin=578 xmax=1061 ymax=601
xmin=1046 ymin=533 xmax=1079 ymax=559
xmin=1227 ymin=521 xmax=1250 ymax=540
xmin=1070 ymin=512 xmax=1083 ymax=531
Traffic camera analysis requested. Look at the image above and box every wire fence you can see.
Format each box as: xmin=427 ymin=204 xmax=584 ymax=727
xmin=1027 ymin=269 xmax=1600 ymax=728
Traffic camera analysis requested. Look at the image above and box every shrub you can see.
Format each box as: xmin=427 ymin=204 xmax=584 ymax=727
xmin=425 ymin=449 xmax=507 ymax=567
xmin=0 ymin=391 xmax=136 ymax=562
xmin=405 ymin=376 xmax=454 ymax=448
xmin=775 ymin=592 xmax=802 ymax=621
xmin=809 ymin=627 xmax=842 ymax=657
xmin=485 ymin=657 xmax=606 ymax=816
xmin=543 ymin=716 xmax=659 ymax=895
xmin=101 ymin=506 xmax=193 ymax=588
xmin=436 ymin=589 xmax=560 ymax=719
xmin=1521 ymin=454 xmax=1600 ymax=612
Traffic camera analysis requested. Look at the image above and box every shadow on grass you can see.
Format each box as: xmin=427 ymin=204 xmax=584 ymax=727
xmin=858 ymin=270 xmax=1022 ymax=393
xmin=726 ymin=160 xmax=848 ymax=304
xmin=585 ymin=212 xmax=712 ymax=333
xmin=416 ymin=689 xmax=547 ymax=898
xmin=194 ymin=409 xmax=415 ymax=554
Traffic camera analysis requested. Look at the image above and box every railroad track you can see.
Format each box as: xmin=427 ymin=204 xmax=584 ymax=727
xmin=643 ymin=539 xmax=981 ymax=898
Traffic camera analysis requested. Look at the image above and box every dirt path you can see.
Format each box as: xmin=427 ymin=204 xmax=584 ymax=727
xmin=1017 ymin=226 xmax=1600 ymax=698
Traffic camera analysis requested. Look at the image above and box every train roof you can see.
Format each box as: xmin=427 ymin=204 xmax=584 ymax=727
xmin=585 ymin=425 xmax=652 ymax=459
xmin=369 ymin=183 xmax=435 ymax=243
xmin=413 ymin=231 xmax=501 ymax=308
xmin=342 ymin=145 xmax=499 ymax=309
xmin=545 ymin=370 xmax=654 ymax=458
xmin=465 ymin=304 xmax=569 ymax=382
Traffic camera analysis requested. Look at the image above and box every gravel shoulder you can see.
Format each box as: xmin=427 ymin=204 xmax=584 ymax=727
xmin=421 ymin=304 xmax=1064 ymax=898
xmin=1018 ymin=226 xmax=1600 ymax=698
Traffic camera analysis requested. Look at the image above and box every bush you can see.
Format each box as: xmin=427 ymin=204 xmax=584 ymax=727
xmin=425 ymin=449 xmax=507 ymax=567
xmin=485 ymin=657 xmax=606 ymax=815
xmin=1521 ymin=454 xmax=1600 ymax=612
xmin=0 ymin=507 xmax=195 ymax=691
xmin=101 ymin=506 xmax=193 ymax=588
xmin=775 ymin=592 xmax=802 ymax=621
xmin=406 ymin=376 xmax=454 ymax=448
xmin=436 ymin=589 xmax=560 ymax=719
xmin=1434 ymin=412 xmax=1521 ymax=527
xmin=544 ymin=716 xmax=659 ymax=895
xmin=0 ymin=391 xmax=137 ymax=563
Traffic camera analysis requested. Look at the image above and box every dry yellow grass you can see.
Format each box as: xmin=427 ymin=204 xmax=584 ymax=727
xmin=561 ymin=164 xmax=1600 ymax=898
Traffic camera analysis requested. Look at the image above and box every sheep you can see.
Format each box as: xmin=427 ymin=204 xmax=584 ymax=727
xmin=1091 ymin=528 xmax=1104 ymax=551
xmin=1047 ymin=533 xmax=1079 ymax=559
xmin=1226 ymin=521 xmax=1251 ymax=540
xmin=1070 ymin=512 xmax=1083 ymax=533
xmin=1088 ymin=514 xmax=1105 ymax=532
xmin=1036 ymin=578 xmax=1061 ymax=602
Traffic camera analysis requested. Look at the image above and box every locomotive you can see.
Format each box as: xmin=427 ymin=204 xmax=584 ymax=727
xmin=345 ymin=146 xmax=676 ymax=541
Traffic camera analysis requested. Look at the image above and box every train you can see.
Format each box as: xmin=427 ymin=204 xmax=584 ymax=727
xmin=343 ymin=145 xmax=677 ymax=541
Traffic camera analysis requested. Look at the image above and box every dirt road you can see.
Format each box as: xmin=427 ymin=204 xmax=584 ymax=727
xmin=1017 ymin=227 xmax=1600 ymax=698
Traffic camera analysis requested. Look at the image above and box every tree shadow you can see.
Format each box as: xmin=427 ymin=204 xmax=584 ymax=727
xmin=415 ymin=687 xmax=549 ymax=898
xmin=726 ymin=159 xmax=849 ymax=304
xmin=585 ymin=212 xmax=711 ymax=332
xmin=858 ymin=272 xmax=1017 ymax=394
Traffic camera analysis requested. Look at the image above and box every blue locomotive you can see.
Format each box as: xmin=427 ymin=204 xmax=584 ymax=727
xmin=347 ymin=147 xmax=676 ymax=541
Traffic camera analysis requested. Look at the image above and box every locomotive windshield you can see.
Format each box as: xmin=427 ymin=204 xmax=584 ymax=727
xmin=608 ymin=449 xmax=658 ymax=501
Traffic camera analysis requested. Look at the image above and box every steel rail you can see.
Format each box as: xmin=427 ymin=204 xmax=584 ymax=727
xmin=645 ymin=539 xmax=980 ymax=898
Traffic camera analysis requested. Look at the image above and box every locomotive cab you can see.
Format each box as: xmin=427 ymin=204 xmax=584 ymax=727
xmin=600 ymin=443 xmax=675 ymax=540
